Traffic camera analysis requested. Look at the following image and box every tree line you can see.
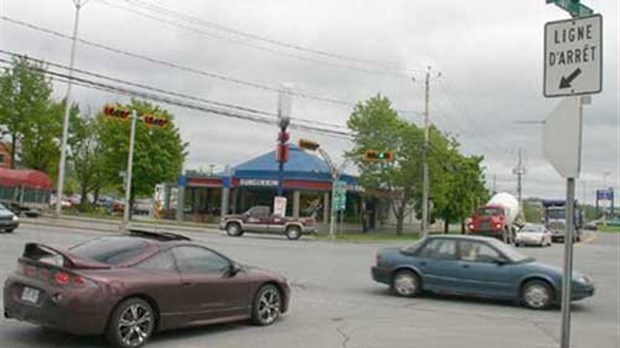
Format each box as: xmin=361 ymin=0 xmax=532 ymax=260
xmin=0 ymin=56 xmax=187 ymax=209
xmin=347 ymin=95 xmax=490 ymax=234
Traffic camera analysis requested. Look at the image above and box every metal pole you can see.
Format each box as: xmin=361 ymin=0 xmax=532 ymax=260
xmin=122 ymin=110 xmax=138 ymax=231
xmin=560 ymin=177 xmax=576 ymax=348
xmin=560 ymin=95 xmax=583 ymax=348
xmin=421 ymin=67 xmax=431 ymax=237
xmin=277 ymin=125 xmax=286 ymax=197
xmin=330 ymin=173 xmax=337 ymax=239
xmin=55 ymin=1 xmax=84 ymax=217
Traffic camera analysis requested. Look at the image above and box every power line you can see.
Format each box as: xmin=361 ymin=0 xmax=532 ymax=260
xmin=94 ymin=0 xmax=418 ymax=78
xmin=4 ymin=50 xmax=355 ymax=132
xmin=0 ymin=56 xmax=354 ymax=139
xmin=1 ymin=15 xmax=422 ymax=116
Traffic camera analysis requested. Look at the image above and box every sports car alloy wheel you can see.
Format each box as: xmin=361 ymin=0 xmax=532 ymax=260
xmin=107 ymin=298 xmax=155 ymax=348
xmin=252 ymin=285 xmax=281 ymax=325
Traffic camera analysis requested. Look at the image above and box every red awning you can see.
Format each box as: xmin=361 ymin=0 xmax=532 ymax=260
xmin=0 ymin=168 xmax=53 ymax=190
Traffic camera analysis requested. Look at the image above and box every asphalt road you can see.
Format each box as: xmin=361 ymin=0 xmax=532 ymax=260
xmin=0 ymin=224 xmax=618 ymax=348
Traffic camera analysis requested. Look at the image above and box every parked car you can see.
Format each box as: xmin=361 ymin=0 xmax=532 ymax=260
xmin=584 ymin=220 xmax=601 ymax=230
xmin=0 ymin=203 xmax=19 ymax=233
xmin=220 ymin=205 xmax=316 ymax=240
xmin=371 ymin=235 xmax=595 ymax=309
xmin=132 ymin=199 xmax=152 ymax=216
xmin=3 ymin=230 xmax=290 ymax=348
xmin=515 ymin=224 xmax=553 ymax=247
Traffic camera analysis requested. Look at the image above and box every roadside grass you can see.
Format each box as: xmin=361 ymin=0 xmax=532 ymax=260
xmin=598 ymin=225 xmax=620 ymax=233
xmin=314 ymin=231 xmax=422 ymax=242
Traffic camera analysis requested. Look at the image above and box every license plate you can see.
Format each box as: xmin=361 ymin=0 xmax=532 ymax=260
xmin=21 ymin=287 xmax=39 ymax=304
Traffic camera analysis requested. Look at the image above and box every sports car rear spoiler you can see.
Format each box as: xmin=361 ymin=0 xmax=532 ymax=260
xmin=22 ymin=243 xmax=111 ymax=270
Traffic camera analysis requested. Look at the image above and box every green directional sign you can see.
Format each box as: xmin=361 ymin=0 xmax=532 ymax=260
xmin=546 ymin=0 xmax=593 ymax=18
xmin=333 ymin=181 xmax=347 ymax=212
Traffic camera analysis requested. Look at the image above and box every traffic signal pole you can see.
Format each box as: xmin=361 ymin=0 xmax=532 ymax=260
xmin=122 ymin=110 xmax=138 ymax=231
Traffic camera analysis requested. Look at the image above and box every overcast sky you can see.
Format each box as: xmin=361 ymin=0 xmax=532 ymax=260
xmin=1 ymin=0 xmax=618 ymax=205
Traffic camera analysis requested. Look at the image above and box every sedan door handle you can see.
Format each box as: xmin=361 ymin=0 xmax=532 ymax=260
xmin=462 ymin=264 xmax=470 ymax=268
xmin=182 ymin=282 xmax=195 ymax=287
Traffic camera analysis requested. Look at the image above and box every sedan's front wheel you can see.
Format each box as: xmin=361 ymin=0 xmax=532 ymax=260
xmin=106 ymin=298 xmax=155 ymax=348
xmin=251 ymin=284 xmax=282 ymax=326
xmin=392 ymin=270 xmax=420 ymax=297
xmin=522 ymin=280 xmax=553 ymax=310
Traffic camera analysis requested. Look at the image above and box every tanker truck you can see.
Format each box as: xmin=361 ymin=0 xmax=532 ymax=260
xmin=467 ymin=192 xmax=520 ymax=243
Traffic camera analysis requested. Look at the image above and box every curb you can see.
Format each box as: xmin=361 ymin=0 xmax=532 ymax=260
xmin=21 ymin=218 xmax=220 ymax=236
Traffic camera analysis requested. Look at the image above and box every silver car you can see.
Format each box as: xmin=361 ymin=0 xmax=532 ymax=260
xmin=515 ymin=224 xmax=552 ymax=247
xmin=0 ymin=203 xmax=19 ymax=233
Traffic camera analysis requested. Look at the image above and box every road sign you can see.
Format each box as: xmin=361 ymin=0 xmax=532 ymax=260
xmin=546 ymin=0 xmax=593 ymax=18
xmin=333 ymin=181 xmax=347 ymax=212
xmin=544 ymin=14 xmax=602 ymax=97
xmin=543 ymin=97 xmax=582 ymax=178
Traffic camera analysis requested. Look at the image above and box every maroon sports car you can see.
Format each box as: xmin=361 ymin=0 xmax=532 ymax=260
xmin=3 ymin=230 xmax=290 ymax=348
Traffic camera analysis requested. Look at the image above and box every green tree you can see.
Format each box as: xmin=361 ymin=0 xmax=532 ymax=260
xmin=347 ymin=95 xmax=424 ymax=235
xmin=70 ymin=112 xmax=108 ymax=207
xmin=433 ymin=150 xmax=489 ymax=233
xmin=0 ymin=56 xmax=55 ymax=169
xmin=98 ymin=100 xmax=187 ymax=210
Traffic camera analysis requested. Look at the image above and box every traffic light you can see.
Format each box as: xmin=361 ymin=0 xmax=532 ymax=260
xmin=143 ymin=114 xmax=169 ymax=127
xmin=365 ymin=150 xmax=394 ymax=162
xmin=103 ymin=104 xmax=130 ymax=119
xmin=298 ymin=139 xmax=320 ymax=151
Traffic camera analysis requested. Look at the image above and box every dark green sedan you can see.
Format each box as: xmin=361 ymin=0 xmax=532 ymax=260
xmin=371 ymin=235 xmax=595 ymax=309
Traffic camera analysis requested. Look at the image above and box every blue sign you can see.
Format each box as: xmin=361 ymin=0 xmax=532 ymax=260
xmin=596 ymin=189 xmax=614 ymax=201
xmin=222 ymin=177 xmax=232 ymax=189
xmin=177 ymin=175 xmax=188 ymax=187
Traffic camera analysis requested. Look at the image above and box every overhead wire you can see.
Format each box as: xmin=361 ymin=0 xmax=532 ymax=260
xmin=0 ymin=15 xmax=420 ymax=118
xmin=94 ymin=0 xmax=418 ymax=78
xmin=0 ymin=56 xmax=354 ymax=139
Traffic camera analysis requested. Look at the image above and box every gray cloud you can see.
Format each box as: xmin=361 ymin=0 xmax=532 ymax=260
xmin=1 ymin=0 xmax=617 ymax=205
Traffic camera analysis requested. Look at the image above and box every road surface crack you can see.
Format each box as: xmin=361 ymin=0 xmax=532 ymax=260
xmin=336 ymin=325 xmax=351 ymax=348
xmin=528 ymin=320 xmax=560 ymax=344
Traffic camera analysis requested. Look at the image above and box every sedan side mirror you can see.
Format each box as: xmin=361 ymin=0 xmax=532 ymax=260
xmin=494 ymin=257 xmax=509 ymax=266
xmin=227 ymin=263 xmax=242 ymax=277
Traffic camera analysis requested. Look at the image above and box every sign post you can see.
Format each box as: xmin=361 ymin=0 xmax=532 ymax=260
xmin=543 ymin=4 xmax=602 ymax=348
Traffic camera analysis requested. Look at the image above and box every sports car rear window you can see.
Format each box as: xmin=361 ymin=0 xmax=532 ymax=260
xmin=70 ymin=237 xmax=150 ymax=265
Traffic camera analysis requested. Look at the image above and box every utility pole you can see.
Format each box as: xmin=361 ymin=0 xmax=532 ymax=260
xmin=493 ymin=174 xmax=497 ymax=194
xmin=513 ymin=148 xmax=526 ymax=211
xmin=55 ymin=0 xmax=90 ymax=217
xmin=413 ymin=67 xmax=441 ymax=237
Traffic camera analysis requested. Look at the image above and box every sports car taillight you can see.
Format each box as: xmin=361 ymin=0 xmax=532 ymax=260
xmin=19 ymin=262 xmax=90 ymax=288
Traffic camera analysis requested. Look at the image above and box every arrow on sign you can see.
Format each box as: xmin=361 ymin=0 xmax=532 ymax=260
xmin=559 ymin=68 xmax=582 ymax=89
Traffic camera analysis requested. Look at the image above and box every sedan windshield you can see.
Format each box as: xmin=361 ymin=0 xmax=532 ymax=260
xmin=521 ymin=225 xmax=545 ymax=233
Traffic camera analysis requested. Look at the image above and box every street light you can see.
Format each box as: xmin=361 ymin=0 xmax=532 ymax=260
xmin=55 ymin=0 xmax=91 ymax=217
xmin=298 ymin=138 xmax=348 ymax=239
